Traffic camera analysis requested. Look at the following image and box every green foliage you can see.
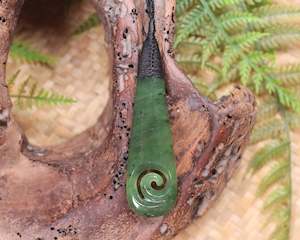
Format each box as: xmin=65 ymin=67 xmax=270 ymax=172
xmin=272 ymin=64 xmax=300 ymax=86
xmin=72 ymin=12 xmax=100 ymax=35
xmin=10 ymin=41 xmax=56 ymax=67
xmin=176 ymin=0 xmax=300 ymax=239
xmin=257 ymin=160 xmax=289 ymax=196
xmin=176 ymin=0 xmax=300 ymax=112
xmin=250 ymin=117 xmax=285 ymax=144
xmin=8 ymin=70 xmax=76 ymax=109
xmin=248 ymin=140 xmax=289 ymax=173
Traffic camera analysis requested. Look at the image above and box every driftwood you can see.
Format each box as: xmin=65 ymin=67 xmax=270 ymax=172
xmin=0 ymin=0 xmax=256 ymax=239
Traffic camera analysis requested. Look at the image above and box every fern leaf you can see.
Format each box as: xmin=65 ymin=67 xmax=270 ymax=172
xmin=194 ymin=25 xmax=216 ymax=37
xmin=269 ymin=205 xmax=290 ymax=226
xmin=250 ymin=118 xmax=285 ymax=144
xmin=10 ymin=41 xmax=56 ymax=67
xmin=265 ymin=82 xmax=300 ymax=112
xmin=176 ymin=54 xmax=202 ymax=66
xmin=245 ymin=0 xmax=266 ymax=6
xmin=257 ymin=160 xmax=289 ymax=196
xmin=263 ymin=186 xmax=290 ymax=210
xmin=176 ymin=0 xmax=198 ymax=16
xmin=273 ymin=64 xmax=300 ymax=86
xmin=255 ymin=4 xmax=300 ymax=17
xmin=190 ymin=76 xmax=216 ymax=97
xmin=253 ymin=72 xmax=266 ymax=93
xmin=232 ymin=32 xmax=269 ymax=50
xmin=175 ymin=5 xmax=206 ymax=47
xmin=254 ymin=7 xmax=300 ymax=29
xmin=7 ymin=70 xmax=21 ymax=90
xmin=222 ymin=33 xmax=268 ymax=77
xmin=268 ymin=222 xmax=289 ymax=240
xmin=220 ymin=11 xmax=260 ymax=32
xmin=181 ymin=36 xmax=204 ymax=48
xmin=201 ymin=31 xmax=224 ymax=66
xmin=17 ymin=77 xmax=30 ymax=107
xmin=175 ymin=2 xmax=295 ymax=240
xmin=248 ymin=140 xmax=289 ymax=174
xmin=239 ymin=57 xmax=252 ymax=85
xmin=285 ymin=111 xmax=300 ymax=130
xmin=33 ymin=89 xmax=76 ymax=106
xmin=72 ymin=12 xmax=100 ymax=35
xmin=256 ymin=99 xmax=278 ymax=122
xmin=222 ymin=46 xmax=240 ymax=76
xmin=276 ymin=88 xmax=300 ymax=113
xmin=208 ymin=0 xmax=244 ymax=11
xmin=177 ymin=55 xmax=222 ymax=77
xmin=258 ymin=32 xmax=300 ymax=50
xmin=10 ymin=77 xmax=76 ymax=109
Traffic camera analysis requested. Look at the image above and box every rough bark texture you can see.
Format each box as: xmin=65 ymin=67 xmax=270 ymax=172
xmin=0 ymin=1 xmax=256 ymax=240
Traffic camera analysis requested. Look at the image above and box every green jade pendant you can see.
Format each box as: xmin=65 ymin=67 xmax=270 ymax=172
xmin=126 ymin=0 xmax=177 ymax=217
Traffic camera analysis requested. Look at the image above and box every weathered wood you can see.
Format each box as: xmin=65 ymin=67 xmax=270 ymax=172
xmin=0 ymin=1 xmax=256 ymax=239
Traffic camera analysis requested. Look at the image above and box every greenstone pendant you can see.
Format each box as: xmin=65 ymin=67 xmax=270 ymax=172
xmin=126 ymin=77 xmax=177 ymax=217
xmin=126 ymin=0 xmax=177 ymax=217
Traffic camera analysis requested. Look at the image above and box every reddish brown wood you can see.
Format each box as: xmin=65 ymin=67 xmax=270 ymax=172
xmin=0 ymin=1 xmax=256 ymax=239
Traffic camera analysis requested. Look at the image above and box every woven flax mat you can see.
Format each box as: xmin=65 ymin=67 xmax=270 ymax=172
xmin=6 ymin=1 xmax=299 ymax=240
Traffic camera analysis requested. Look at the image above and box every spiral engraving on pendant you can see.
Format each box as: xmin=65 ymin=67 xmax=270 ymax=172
xmin=126 ymin=165 xmax=176 ymax=217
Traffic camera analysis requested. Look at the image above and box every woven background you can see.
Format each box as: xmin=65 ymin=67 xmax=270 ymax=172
xmin=6 ymin=1 xmax=299 ymax=240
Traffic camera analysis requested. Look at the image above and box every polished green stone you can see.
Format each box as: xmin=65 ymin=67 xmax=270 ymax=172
xmin=126 ymin=77 xmax=177 ymax=217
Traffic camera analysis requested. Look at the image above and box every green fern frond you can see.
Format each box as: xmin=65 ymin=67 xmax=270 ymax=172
xmin=175 ymin=1 xmax=297 ymax=239
xmin=7 ymin=69 xmax=21 ymax=90
xmin=276 ymin=87 xmax=300 ymax=113
xmin=254 ymin=4 xmax=300 ymax=28
xmin=11 ymin=88 xmax=77 ymax=109
xmin=255 ymin=4 xmax=300 ymax=17
xmin=251 ymin=118 xmax=285 ymax=144
xmin=201 ymin=32 xmax=224 ymax=65
xmin=256 ymin=99 xmax=278 ymax=122
xmin=194 ymin=25 xmax=216 ymax=37
xmin=269 ymin=205 xmax=290 ymax=226
xmin=176 ymin=54 xmax=202 ymax=66
xmin=268 ymin=222 xmax=289 ymax=240
xmin=16 ymin=76 xmax=30 ymax=107
xmin=9 ymin=73 xmax=76 ymax=109
xmin=221 ymin=68 xmax=240 ymax=84
xmin=232 ymin=31 xmax=268 ymax=49
xmin=253 ymin=72 xmax=265 ymax=93
xmin=239 ymin=57 xmax=252 ymax=85
xmin=177 ymin=54 xmax=222 ymax=74
xmin=190 ymin=76 xmax=217 ymax=98
xmin=272 ymin=64 xmax=300 ymax=86
xmin=222 ymin=40 xmax=265 ymax=77
xmin=258 ymin=32 xmax=300 ymax=50
xmin=208 ymin=0 xmax=243 ymax=11
xmin=176 ymin=0 xmax=198 ymax=15
xmin=181 ymin=36 xmax=204 ymax=49
xmin=10 ymin=41 xmax=56 ymax=67
xmin=263 ymin=186 xmax=290 ymax=210
xmin=248 ymin=140 xmax=289 ymax=174
xmin=220 ymin=11 xmax=260 ymax=32
xmin=245 ymin=0 xmax=266 ymax=6
xmin=175 ymin=5 xmax=206 ymax=47
xmin=257 ymin=160 xmax=289 ymax=196
xmin=265 ymin=81 xmax=300 ymax=112
xmin=222 ymin=46 xmax=240 ymax=76
xmin=72 ymin=12 xmax=100 ymax=35
xmin=285 ymin=111 xmax=300 ymax=129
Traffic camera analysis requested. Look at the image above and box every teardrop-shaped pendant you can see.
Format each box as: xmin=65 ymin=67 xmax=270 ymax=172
xmin=126 ymin=0 xmax=177 ymax=217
